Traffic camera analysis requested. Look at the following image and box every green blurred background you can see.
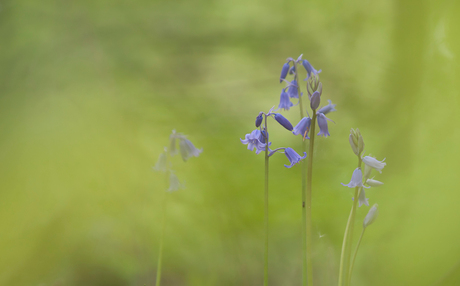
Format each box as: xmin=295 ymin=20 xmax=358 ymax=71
xmin=1 ymin=0 xmax=460 ymax=285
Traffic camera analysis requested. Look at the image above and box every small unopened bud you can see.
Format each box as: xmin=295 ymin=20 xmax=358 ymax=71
xmin=357 ymin=129 xmax=365 ymax=154
xmin=255 ymin=113 xmax=263 ymax=127
xmin=363 ymin=163 xmax=372 ymax=180
xmin=317 ymin=82 xmax=323 ymax=95
xmin=274 ymin=113 xmax=293 ymax=131
xmin=366 ymin=178 xmax=384 ymax=187
xmin=363 ymin=204 xmax=379 ymax=228
xmin=349 ymin=134 xmax=359 ymax=156
xmin=310 ymin=91 xmax=321 ymax=110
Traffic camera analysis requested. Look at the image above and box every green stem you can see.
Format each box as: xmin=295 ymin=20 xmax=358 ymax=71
xmin=338 ymin=207 xmax=353 ymax=286
xmin=264 ymin=115 xmax=269 ymax=286
xmin=348 ymin=229 xmax=365 ymax=285
xmin=306 ymin=112 xmax=317 ymax=286
xmin=155 ymin=190 xmax=169 ymax=286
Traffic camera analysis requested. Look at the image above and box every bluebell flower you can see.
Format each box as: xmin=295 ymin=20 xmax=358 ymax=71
xmin=280 ymin=62 xmax=290 ymax=83
xmin=310 ymin=91 xmax=321 ymax=110
xmin=292 ymin=117 xmax=311 ymax=139
xmin=287 ymin=80 xmax=298 ymax=98
xmin=179 ymin=137 xmax=203 ymax=162
xmin=317 ymin=113 xmax=334 ymax=137
xmin=341 ymin=168 xmax=369 ymax=188
xmin=169 ymin=130 xmax=178 ymax=156
xmin=366 ymin=178 xmax=384 ymax=187
xmin=302 ymin=59 xmax=322 ymax=80
xmin=168 ymin=171 xmax=184 ymax=192
xmin=153 ymin=151 xmax=167 ymax=172
xmin=289 ymin=65 xmax=296 ymax=75
xmin=255 ymin=113 xmax=263 ymax=127
xmin=317 ymin=100 xmax=336 ymax=115
xmin=278 ymin=89 xmax=293 ymax=111
xmin=240 ymin=129 xmax=267 ymax=154
xmin=274 ymin=113 xmax=293 ymax=131
xmin=283 ymin=147 xmax=307 ymax=168
xmin=259 ymin=128 xmax=268 ymax=144
xmin=358 ymin=189 xmax=369 ymax=207
xmin=362 ymin=156 xmax=386 ymax=174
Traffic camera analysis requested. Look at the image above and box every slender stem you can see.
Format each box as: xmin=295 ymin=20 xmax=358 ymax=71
xmin=348 ymin=229 xmax=365 ymax=285
xmin=338 ymin=207 xmax=353 ymax=286
xmin=264 ymin=115 xmax=269 ymax=286
xmin=156 ymin=190 xmax=169 ymax=286
xmin=306 ymin=112 xmax=317 ymax=286
xmin=293 ymin=60 xmax=309 ymax=286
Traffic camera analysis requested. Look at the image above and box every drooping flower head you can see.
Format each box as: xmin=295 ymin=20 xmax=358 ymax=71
xmin=358 ymin=189 xmax=369 ymax=207
xmin=168 ymin=171 xmax=184 ymax=192
xmin=317 ymin=113 xmax=334 ymax=137
xmin=292 ymin=117 xmax=311 ymax=140
xmin=240 ymin=129 xmax=267 ymax=154
xmin=283 ymin=147 xmax=307 ymax=168
xmin=287 ymin=80 xmax=298 ymax=98
xmin=341 ymin=168 xmax=369 ymax=188
xmin=278 ymin=89 xmax=293 ymax=111
xmin=153 ymin=151 xmax=167 ymax=172
xmin=280 ymin=62 xmax=290 ymax=83
xmin=302 ymin=59 xmax=322 ymax=80
xmin=179 ymin=137 xmax=203 ymax=162
xmin=274 ymin=113 xmax=293 ymax=131
xmin=317 ymin=100 xmax=337 ymax=115
xmin=362 ymin=156 xmax=386 ymax=174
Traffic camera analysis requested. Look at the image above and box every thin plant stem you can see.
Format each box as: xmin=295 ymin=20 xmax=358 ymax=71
xmin=338 ymin=207 xmax=353 ymax=286
xmin=264 ymin=115 xmax=269 ymax=286
xmin=306 ymin=112 xmax=317 ymax=286
xmin=156 ymin=189 xmax=169 ymax=286
xmin=293 ymin=61 xmax=309 ymax=286
xmin=348 ymin=228 xmax=365 ymax=285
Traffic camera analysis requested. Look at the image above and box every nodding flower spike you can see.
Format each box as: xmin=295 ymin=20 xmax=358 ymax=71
xmin=179 ymin=137 xmax=203 ymax=162
xmin=280 ymin=63 xmax=290 ymax=83
xmin=310 ymin=91 xmax=321 ymax=110
xmin=341 ymin=168 xmax=369 ymax=188
xmin=317 ymin=113 xmax=334 ymax=137
xmin=278 ymin=89 xmax=294 ymax=111
xmin=287 ymin=80 xmax=298 ymax=98
xmin=240 ymin=129 xmax=267 ymax=154
xmin=317 ymin=100 xmax=336 ymax=115
xmin=358 ymin=189 xmax=369 ymax=207
xmin=362 ymin=156 xmax=386 ymax=174
xmin=292 ymin=117 xmax=311 ymax=140
xmin=283 ymin=147 xmax=307 ymax=168
xmin=363 ymin=204 xmax=379 ymax=228
xmin=255 ymin=113 xmax=263 ymax=127
xmin=274 ymin=113 xmax=293 ymax=131
xmin=302 ymin=59 xmax=322 ymax=80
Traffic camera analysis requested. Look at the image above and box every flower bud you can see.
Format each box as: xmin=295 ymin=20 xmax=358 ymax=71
xmin=357 ymin=128 xmax=365 ymax=154
xmin=274 ymin=113 xmax=293 ymax=131
xmin=363 ymin=204 xmax=379 ymax=228
xmin=366 ymin=178 xmax=384 ymax=187
xmin=310 ymin=91 xmax=321 ymax=110
xmin=280 ymin=63 xmax=290 ymax=83
xmin=349 ymin=134 xmax=359 ymax=156
xmin=255 ymin=114 xmax=263 ymax=127
xmin=363 ymin=163 xmax=372 ymax=180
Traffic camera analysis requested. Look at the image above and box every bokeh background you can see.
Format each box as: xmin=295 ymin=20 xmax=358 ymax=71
xmin=1 ymin=0 xmax=460 ymax=285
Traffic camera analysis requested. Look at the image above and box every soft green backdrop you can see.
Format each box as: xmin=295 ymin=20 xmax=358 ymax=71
xmin=1 ymin=0 xmax=459 ymax=285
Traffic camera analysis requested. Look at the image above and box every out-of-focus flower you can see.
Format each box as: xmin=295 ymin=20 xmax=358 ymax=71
xmin=240 ymin=129 xmax=267 ymax=154
xmin=153 ymin=152 xmax=167 ymax=172
xmin=341 ymin=168 xmax=369 ymax=188
xmin=292 ymin=117 xmax=311 ymax=139
xmin=255 ymin=113 xmax=263 ymax=127
xmin=168 ymin=172 xmax=184 ymax=192
xmin=179 ymin=137 xmax=203 ymax=162
xmin=363 ymin=204 xmax=379 ymax=228
xmin=366 ymin=178 xmax=384 ymax=187
xmin=362 ymin=156 xmax=386 ymax=173
xmin=358 ymin=189 xmax=369 ymax=207
xmin=274 ymin=113 xmax=293 ymax=131
xmin=169 ymin=130 xmax=178 ymax=156
xmin=278 ymin=89 xmax=293 ymax=111
xmin=317 ymin=100 xmax=336 ymax=115
xmin=310 ymin=91 xmax=321 ymax=110
xmin=317 ymin=113 xmax=333 ymax=137
xmin=287 ymin=80 xmax=298 ymax=98
xmin=280 ymin=62 xmax=290 ymax=83
xmin=283 ymin=147 xmax=307 ymax=168
xmin=302 ymin=59 xmax=322 ymax=80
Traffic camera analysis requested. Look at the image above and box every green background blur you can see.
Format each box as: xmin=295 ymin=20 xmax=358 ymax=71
xmin=1 ymin=0 xmax=460 ymax=285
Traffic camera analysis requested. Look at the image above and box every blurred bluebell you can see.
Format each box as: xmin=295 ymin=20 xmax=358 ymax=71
xmin=292 ymin=117 xmax=311 ymax=139
xmin=287 ymin=80 xmax=298 ymax=98
xmin=278 ymin=89 xmax=293 ymax=111
xmin=179 ymin=137 xmax=203 ymax=162
xmin=289 ymin=65 xmax=296 ymax=75
xmin=280 ymin=62 xmax=290 ymax=83
xmin=283 ymin=147 xmax=307 ymax=168
xmin=302 ymin=59 xmax=322 ymax=80
xmin=310 ymin=91 xmax=321 ymax=110
xmin=317 ymin=113 xmax=333 ymax=137
xmin=255 ymin=113 xmax=263 ymax=127
xmin=168 ymin=171 xmax=184 ymax=192
xmin=341 ymin=168 xmax=369 ymax=188
xmin=240 ymin=129 xmax=267 ymax=154
xmin=259 ymin=128 xmax=269 ymax=144
xmin=317 ymin=100 xmax=336 ymax=115
xmin=169 ymin=130 xmax=178 ymax=156
xmin=358 ymin=189 xmax=369 ymax=207
xmin=274 ymin=113 xmax=293 ymax=131
xmin=362 ymin=156 xmax=386 ymax=173
xmin=363 ymin=204 xmax=379 ymax=228
xmin=153 ymin=151 xmax=167 ymax=172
